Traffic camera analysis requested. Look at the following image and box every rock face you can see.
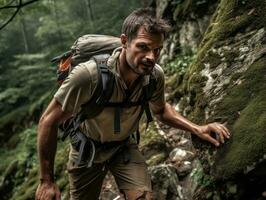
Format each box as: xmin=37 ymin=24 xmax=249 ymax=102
xmin=148 ymin=123 xmax=201 ymax=200
xmin=149 ymin=164 xmax=181 ymax=200
xmin=157 ymin=0 xmax=217 ymax=65
xmin=147 ymin=0 xmax=266 ymax=199
xmin=184 ymin=0 xmax=266 ymax=178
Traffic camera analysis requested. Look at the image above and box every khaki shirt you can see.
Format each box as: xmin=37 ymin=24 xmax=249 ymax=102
xmin=54 ymin=48 xmax=165 ymax=143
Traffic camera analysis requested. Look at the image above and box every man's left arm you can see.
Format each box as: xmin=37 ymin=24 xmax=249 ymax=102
xmin=150 ymin=102 xmax=230 ymax=146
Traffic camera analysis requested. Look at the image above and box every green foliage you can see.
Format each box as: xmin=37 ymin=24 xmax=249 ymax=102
xmin=165 ymin=55 xmax=194 ymax=75
xmin=191 ymin=168 xmax=215 ymax=188
xmin=0 ymin=0 xmax=141 ymax=139
xmin=0 ymin=127 xmax=38 ymax=199
xmin=139 ymin=122 xmax=166 ymax=148
xmin=0 ymin=126 xmax=70 ymax=200
xmin=0 ymin=88 xmax=22 ymax=104
xmin=0 ymin=53 xmax=55 ymax=134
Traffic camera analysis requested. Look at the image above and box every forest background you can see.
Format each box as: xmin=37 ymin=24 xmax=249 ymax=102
xmin=0 ymin=0 xmax=266 ymax=200
xmin=0 ymin=0 xmax=142 ymax=199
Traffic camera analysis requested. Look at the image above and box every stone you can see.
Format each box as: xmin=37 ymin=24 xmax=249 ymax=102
xmin=169 ymin=148 xmax=195 ymax=163
xmin=175 ymin=161 xmax=193 ymax=176
xmin=148 ymin=164 xmax=182 ymax=200
xmin=146 ymin=153 xmax=166 ymax=166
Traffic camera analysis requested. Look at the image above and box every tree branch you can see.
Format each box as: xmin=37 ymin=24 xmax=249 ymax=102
xmin=0 ymin=7 xmax=20 ymax=30
xmin=0 ymin=0 xmax=39 ymax=30
xmin=0 ymin=0 xmax=38 ymax=9
xmin=0 ymin=0 xmax=16 ymax=9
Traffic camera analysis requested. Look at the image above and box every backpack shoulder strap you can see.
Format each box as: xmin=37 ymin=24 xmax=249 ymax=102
xmin=74 ymin=54 xmax=115 ymax=128
xmin=142 ymin=74 xmax=157 ymax=123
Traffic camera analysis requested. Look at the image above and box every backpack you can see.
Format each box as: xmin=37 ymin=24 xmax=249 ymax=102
xmin=51 ymin=34 xmax=121 ymax=84
xmin=51 ymin=34 xmax=157 ymax=141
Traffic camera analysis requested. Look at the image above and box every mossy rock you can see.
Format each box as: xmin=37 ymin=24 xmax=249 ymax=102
xmin=146 ymin=153 xmax=167 ymax=166
xmin=212 ymin=57 xmax=266 ymax=179
xmin=176 ymin=0 xmax=266 ymax=183
xmin=173 ymin=0 xmax=217 ymax=20
xmin=189 ymin=0 xmax=265 ymax=76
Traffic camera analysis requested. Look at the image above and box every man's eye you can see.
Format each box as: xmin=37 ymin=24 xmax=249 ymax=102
xmin=154 ymin=48 xmax=161 ymax=56
xmin=139 ymin=44 xmax=148 ymax=51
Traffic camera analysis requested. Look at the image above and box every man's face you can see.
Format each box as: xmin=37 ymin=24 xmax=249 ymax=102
xmin=122 ymin=26 xmax=164 ymax=75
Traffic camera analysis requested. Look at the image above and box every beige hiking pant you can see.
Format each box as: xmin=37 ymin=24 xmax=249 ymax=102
xmin=67 ymin=144 xmax=152 ymax=200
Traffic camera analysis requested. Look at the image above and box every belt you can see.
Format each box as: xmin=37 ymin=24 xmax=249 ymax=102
xmin=71 ymin=132 xmax=130 ymax=168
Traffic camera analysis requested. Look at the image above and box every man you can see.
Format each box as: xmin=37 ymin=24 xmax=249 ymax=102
xmin=35 ymin=8 xmax=230 ymax=200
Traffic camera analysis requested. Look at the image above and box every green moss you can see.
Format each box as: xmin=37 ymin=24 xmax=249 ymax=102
xmin=190 ymin=0 xmax=265 ymax=76
xmin=212 ymin=57 xmax=266 ymax=124
xmin=139 ymin=122 xmax=165 ymax=148
xmin=187 ymin=74 xmax=208 ymax=95
xmin=165 ymin=74 xmax=179 ymax=88
xmin=189 ymin=105 xmax=206 ymax=124
xmin=182 ymin=0 xmax=266 ymax=136
xmin=139 ymin=122 xmax=168 ymax=166
xmin=179 ymin=0 xmax=265 ymax=177
xmin=191 ymin=168 xmax=215 ymax=189
xmin=206 ymin=51 xmax=221 ymax=69
xmin=215 ymin=93 xmax=266 ymax=178
xmin=165 ymin=74 xmax=186 ymax=102
xmin=173 ymin=0 xmax=193 ymax=19
xmin=146 ymin=153 xmax=166 ymax=166
xmin=213 ymin=57 xmax=266 ymax=178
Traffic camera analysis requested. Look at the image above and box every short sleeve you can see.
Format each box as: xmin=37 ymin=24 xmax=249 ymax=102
xmin=54 ymin=60 xmax=98 ymax=114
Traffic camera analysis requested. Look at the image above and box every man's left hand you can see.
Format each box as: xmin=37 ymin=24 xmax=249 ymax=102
xmin=195 ymin=123 xmax=230 ymax=146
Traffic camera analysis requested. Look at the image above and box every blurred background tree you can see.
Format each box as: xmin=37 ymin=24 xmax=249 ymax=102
xmin=0 ymin=0 xmax=141 ymax=133
xmin=0 ymin=1 xmax=141 ymax=199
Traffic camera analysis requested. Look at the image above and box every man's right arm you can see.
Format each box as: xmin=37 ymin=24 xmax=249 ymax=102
xmin=36 ymin=98 xmax=71 ymax=200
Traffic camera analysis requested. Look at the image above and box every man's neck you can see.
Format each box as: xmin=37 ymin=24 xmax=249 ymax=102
xmin=118 ymin=49 xmax=140 ymax=88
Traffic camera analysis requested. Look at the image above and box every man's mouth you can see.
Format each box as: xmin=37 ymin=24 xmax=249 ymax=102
xmin=141 ymin=62 xmax=155 ymax=68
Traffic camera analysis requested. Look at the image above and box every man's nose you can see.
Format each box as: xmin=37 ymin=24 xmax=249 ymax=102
xmin=146 ymin=51 xmax=155 ymax=62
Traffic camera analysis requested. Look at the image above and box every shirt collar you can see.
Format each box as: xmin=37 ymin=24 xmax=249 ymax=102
xmin=107 ymin=47 xmax=151 ymax=86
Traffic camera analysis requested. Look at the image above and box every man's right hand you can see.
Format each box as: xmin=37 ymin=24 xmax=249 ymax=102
xmin=35 ymin=180 xmax=61 ymax=200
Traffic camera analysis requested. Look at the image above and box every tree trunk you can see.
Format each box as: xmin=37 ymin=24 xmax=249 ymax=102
xmin=19 ymin=12 xmax=30 ymax=53
xmin=85 ymin=0 xmax=94 ymax=21
xmin=53 ymin=0 xmax=64 ymax=48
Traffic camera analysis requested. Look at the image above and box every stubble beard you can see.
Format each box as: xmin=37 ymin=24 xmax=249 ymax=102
xmin=130 ymin=64 xmax=153 ymax=76
xmin=128 ymin=58 xmax=155 ymax=75
xmin=125 ymin=53 xmax=154 ymax=76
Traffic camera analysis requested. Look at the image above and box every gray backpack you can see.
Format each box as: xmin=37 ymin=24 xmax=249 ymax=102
xmin=51 ymin=34 xmax=121 ymax=83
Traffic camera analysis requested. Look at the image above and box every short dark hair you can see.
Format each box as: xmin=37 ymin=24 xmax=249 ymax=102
xmin=121 ymin=7 xmax=171 ymax=41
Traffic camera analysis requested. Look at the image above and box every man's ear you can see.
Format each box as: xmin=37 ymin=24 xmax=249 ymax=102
xmin=120 ymin=34 xmax=127 ymax=48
